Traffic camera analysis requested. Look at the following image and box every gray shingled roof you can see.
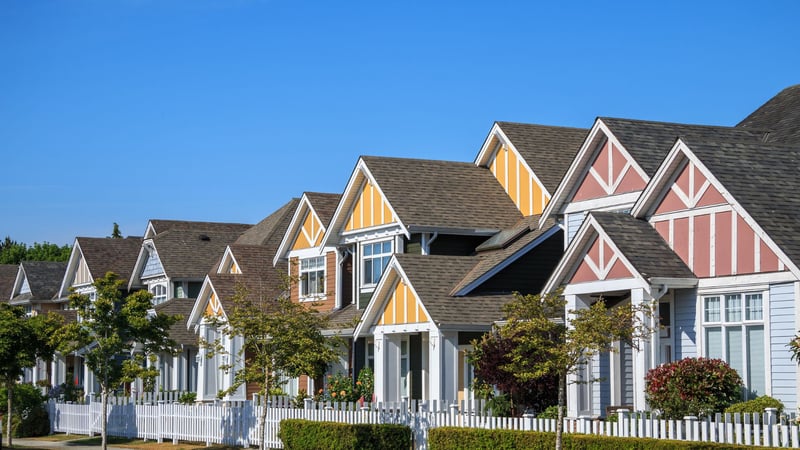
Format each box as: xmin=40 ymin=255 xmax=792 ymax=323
xmin=50 ymin=309 xmax=78 ymax=324
xmin=600 ymin=117 xmax=768 ymax=177
xmin=149 ymin=220 xmax=252 ymax=236
xmin=325 ymin=303 xmax=364 ymax=331
xmin=235 ymin=199 xmax=299 ymax=246
xmin=392 ymin=254 xmax=514 ymax=326
xmin=0 ymin=264 xmax=17 ymax=302
xmin=452 ymin=215 xmax=559 ymax=295
xmin=495 ymin=122 xmax=589 ymax=194
xmin=207 ymin=271 xmax=286 ymax=316
xmin=362 ymin=156 xmax=523 ymax=232
xmin=682 ymin=138 xmax=800 ymax=267
xmin=738 ymin=85 xmax=800 ymax=146
xmin=155 ymin=298 xmax=198 ymax=347
xmin=155 ymin=228 xmax=248 ymax=279
xmin=590 ymin=212 xmax=694 ymax=280
xmin=77 ymin=236 xmax=142 ymax=283
xmin=304 ymin=192 xmax=342 ymax=228
xmin=13 ymin=261 xmax=67 ymax=302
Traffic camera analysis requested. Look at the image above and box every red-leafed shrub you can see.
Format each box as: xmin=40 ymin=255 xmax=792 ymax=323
xmin=645 ymin=357 xmax=742 ymax=419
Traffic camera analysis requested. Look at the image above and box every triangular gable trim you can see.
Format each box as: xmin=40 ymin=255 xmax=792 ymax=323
xmin=632 ymin=139 xmax=800 ymax=278
xmin=140 ymin=246 xmax=165 ymax=278
xmin=11 ymin=265 xmax=26 ymax=298
xmin=320 ymin=158 xmax=409 ymax=249
xmin=58 ymin=239 xmax=89 ymax=298
xmin=354 ymin=256 xmax=435 ymax=338
xmin=274 ymin=193 xmax=330 ymax=266
xmin=539 ymin=119 xmax=649 ymax=228
xmin=218 ymin=246 xmax=240 ymax=274
xmin=543 ymin=214 xmax=649 ymax=295
xmin=187 ymin=276 xmax=226 ymax=330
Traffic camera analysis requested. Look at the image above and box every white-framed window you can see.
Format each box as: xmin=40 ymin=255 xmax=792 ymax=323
xmin=703 ymin=292 xmax=765 ymax=398
xmin=151 ymin=284 xmax=168 ymax=305
xmin=362 ymin=240 xmax=393 ymax=287
xmin=300 ymin=256 xmax=325 ymax=299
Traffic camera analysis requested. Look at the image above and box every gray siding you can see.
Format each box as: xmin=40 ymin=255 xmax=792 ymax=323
xmin=770 ymin=282 xmax=796 ymax=411
xmin=674 ymin=288 xmax=698 ymax=359
xmin=621 ymin=342 xmax=633 ymax=406
xmin=592 ymin=352 xmax=611 ymax=417
xmin=566 ymin=211 xmax=587 ymax=247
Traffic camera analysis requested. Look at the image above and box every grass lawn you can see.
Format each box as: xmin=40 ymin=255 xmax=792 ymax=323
xmin=19 ymin=435 xmax=252 ymax=449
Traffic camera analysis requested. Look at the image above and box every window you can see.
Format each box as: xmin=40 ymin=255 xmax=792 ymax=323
xmin=400 ymin=339 xmax=409 ymax=399
xmin=366 ymin=340 xmax=374 ymax=370
xmin=300 ymin=256 xmax=325 ymax=298
xmin=362 ymin=240 xmax=393 ymax=286
xmin=151 ymin=284 xmax=167 ymax=305
xmin=703 ymin=293 xmax=765 ymax=398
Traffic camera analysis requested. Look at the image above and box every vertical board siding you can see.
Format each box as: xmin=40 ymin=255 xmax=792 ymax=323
xmin=566 ymin=211 xmax=587 ymax=247
xmin=770 ymin=282 xmax=796 ymax=411
xmin=488 ymin=145 xmax=548 ymax=216
xmin=674 ymin=288 xmax=698 ymax=359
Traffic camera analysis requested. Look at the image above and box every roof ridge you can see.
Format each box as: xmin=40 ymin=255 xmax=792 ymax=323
xmin=496 ymin=121 xmax=588 ymax=132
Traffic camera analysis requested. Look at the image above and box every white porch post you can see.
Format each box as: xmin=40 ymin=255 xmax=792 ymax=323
xmin=428 ymin=330 xmax=442 ymax=401
xmin=373 ymin=332 xmax=386 ymax=402
xmin=631 ymin=288 xmax=650 ymax=411
xmin=566 ymin=294 xmax=580 ymax=418
xmin=440 ymin=332 xmax=459 ymax=403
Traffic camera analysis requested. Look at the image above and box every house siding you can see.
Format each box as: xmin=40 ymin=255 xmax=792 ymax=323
xmin=593 ymin=351 xmax=610 ymax=417
xmin=566 ymin=211 xmax=587 ymax=247
xmin=769 ymin=282 xmax=796 ymax=410
xmin=673 ymin=288 xmax=698 ymax=359
xmin=472 ymin=232 xmax=563 ymax=296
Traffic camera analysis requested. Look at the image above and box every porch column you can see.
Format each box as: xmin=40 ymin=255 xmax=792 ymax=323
xmin=373 ymin=332 xmax=386 ymax=402
xmin=428 ymin=330 xmax=442 ymax=401
xmin=630 ymin=288 xmax=650 ymax=411
xmin=565 ymin=294 xmax=581 ymax=418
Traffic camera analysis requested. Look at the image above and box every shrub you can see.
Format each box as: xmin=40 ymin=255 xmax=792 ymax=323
xmin=177 ymin=392 xmax=197 ymax=404
xmin=323 ymin=367 xmax=374 ymax=403
xmin=0 ymin=383 xmax=49 ymax=437
xmin=725 ymin=395 xmax=784 ymax=415
xmin=536 ymin=405 xmax=559 ymax=419
xmin=279 ymin=419 xmax=410 ymax=450
xmin=645 ymin=357 xmax=742 ymax=419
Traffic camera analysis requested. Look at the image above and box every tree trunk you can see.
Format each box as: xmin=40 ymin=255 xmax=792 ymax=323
xmin=101 ymin=388 xmax=108 ymax=450
xmin=6 ymin=382 xmax=13 ymax=447
xmin=259 ymin=371 xmax=269 ymax=450
xmin=556 ymin=373 xmax=565 ymax=450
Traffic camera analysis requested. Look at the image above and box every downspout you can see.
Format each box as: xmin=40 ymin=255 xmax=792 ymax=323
xmin=652 ymin=284 xmax=668 ymax=301
xmin=422 ymin=232 xmax=439 ymax=255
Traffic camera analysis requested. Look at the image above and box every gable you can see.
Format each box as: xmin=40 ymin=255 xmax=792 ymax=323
xmin=20 ymin=276 xmax=30 ymax=294
xmin=654 ymin=160 xmax=726 ymax=215
xmin=489 ymin=143 xmax=548 ymax=216
xmin=377 ymin=279 xmax=429 ymax=326
xmin=344 ymin=181 xmax=396 ymax=232
xmin=292 ymin=210 xmax=325 ymax=250
xmin=72 ymin=255 xmax=92 ymax=286
xmin=569 ymin=235 xmax=634 ymax=283
xmin=573 ymin=139 xmax=647 ymax=202
xmin=141 ymin=251 xmax=165 ymax=278
xmin=204 ymin=292 xmax=224 ymax=317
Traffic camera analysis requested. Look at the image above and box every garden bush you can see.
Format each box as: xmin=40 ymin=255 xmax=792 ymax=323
xmin=725 ymin=395 xmax=784 ymax=415
xmin=645 ymin=357 xmax=742 ymax=419
xmin=0 ymin=383 xmax=50 ymax=437
xmin=279 ymin=418 xmax=410 ymax=450
xmin=429 ymin=427 xmax=777 ymax=449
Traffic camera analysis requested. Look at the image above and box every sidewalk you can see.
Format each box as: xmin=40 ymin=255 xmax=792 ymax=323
xmin=9 ymin=438 xmax=129 ymax=450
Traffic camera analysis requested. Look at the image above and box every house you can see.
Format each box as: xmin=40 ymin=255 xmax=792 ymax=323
xmin=541 ymin=85 xmax=800 ymax=417
xmin=8 ymin=261 xmax=67 ymax=385
xmin=316 ymin=135 xmax=586 ymax=403
xmin=188 ymin=200 xmax=299 ymax=401
xmin=55 ymin=236 xmax=142 ymax=393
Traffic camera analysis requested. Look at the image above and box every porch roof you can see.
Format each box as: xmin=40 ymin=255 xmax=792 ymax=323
xmin=155 ymin=297 xmax=198 ymax=346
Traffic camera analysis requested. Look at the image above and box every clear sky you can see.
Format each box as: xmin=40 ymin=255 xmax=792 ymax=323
xmin=1 ymin=1 xmax=798 ymax=246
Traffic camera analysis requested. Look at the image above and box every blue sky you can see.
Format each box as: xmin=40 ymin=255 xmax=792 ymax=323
xmin=1 ymin=1 xmax=798 ymax=246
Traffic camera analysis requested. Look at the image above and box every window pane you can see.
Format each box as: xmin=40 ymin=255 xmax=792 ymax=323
xmin=705 ymin=297 xmax=720 ymax=322
xmin=726 ymin=327 xmax=743 ymax=383
xmin=364 ymin=259 xmax=374 ymax=284
xmin=747 ymin=325 xmax=765 ymax=398
xmin=364 ymin=244 xmax=373 ymax=256
xmin=382 ymin=241 xmax=392 ymax=253
xmin=706 ymin=327 xmax=722 ymax=359
xmin=725 ymin=295 xmax=741 ymax=322
xmin=746 ymin=294 xmax=763 ymax=321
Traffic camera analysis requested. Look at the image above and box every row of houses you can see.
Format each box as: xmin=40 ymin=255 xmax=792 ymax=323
xmin=3 ymin=84 xmax=800 ymax=419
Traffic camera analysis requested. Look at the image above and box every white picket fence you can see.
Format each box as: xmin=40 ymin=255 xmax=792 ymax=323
xmin=47 ymin=396 xmax=800 ymax=449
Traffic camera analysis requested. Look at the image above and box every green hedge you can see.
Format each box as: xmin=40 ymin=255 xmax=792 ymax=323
xmin=428 ymin=427 xmax=780 ymax=450
xmin=279 ymin=419 xmax=411 ymax=450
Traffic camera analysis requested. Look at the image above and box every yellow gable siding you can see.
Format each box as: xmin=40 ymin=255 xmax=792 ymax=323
xmin=229 ymin=262 xmax=240 ymax=274
xmin=205 ymin=293 xmax=223 ymax=317
xmin=345 ymin=182 xmax=396 ymax=232
xmin=292 ymin=211 xmax=324 ymax=250
xmin=377 ymin=280 xmax=428 ymax=326
xmin=489 ymin=145 xmax=549 ymax=216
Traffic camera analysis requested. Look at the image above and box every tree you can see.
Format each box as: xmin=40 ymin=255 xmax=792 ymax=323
xmin=204 ymin=280 xmax=340 ymax=450
xmin=56 ymin=272 xmax=179 ymax=450
xmin=0 ymin=236 xmax=71 ymax=264
xmin=469 ymin=328 xmax=558 ymax=416
xmin=487 ymin=290 xmax=652 ymax=450
xmin=0 ymin=237 xmax=26 ymax=264
xmin=110 ymin=223 xmax=122 ymax=239
xmin=0 ymin=305 xmax=63 ymax=446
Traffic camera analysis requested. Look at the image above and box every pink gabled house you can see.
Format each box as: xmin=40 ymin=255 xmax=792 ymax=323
xmin=541 ymin=85 xmax=800 ymax=417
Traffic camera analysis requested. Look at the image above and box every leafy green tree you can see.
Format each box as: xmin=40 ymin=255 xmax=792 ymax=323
xmin=0 ymin=236 xmax=71 ymax=264
xmin=110 ymin=223 xmax=122 ymax=239
xmin=0 ymin=305 xmax=63 ymax=446
xmin=0 ymin=237 xmax=26 ymax=264
xmin=204 ymin=281 xmax=340 ymax=450
xmin=485 ymin=290 xmax=652 ymax=450
xmin=56 ymin=272 xmax=179 ymax=450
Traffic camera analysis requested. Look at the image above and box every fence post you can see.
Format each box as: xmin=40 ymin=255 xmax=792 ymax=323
xmin=579 ymin=415 xmax=591 ymax=434
xmin=522 ymin=413 xmax=534 ymax=431
xmin=617 ymin=409 xmax=629 ymax=437
xmin=157 ymin=401 xmax=164 ymax=443
xmin=304 ymin=398 xmax=313 ymax=410
xmin=683 ymin=416 xmax=697 ymax=441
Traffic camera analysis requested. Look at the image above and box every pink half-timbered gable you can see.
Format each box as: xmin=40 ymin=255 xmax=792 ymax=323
xmin=569 ymin=235 xmax=633 ymax=283
xmin=573 ymin=140 xmax=647 ymax=202
xmin=646 ymin=150 xmax=787 ymax=279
